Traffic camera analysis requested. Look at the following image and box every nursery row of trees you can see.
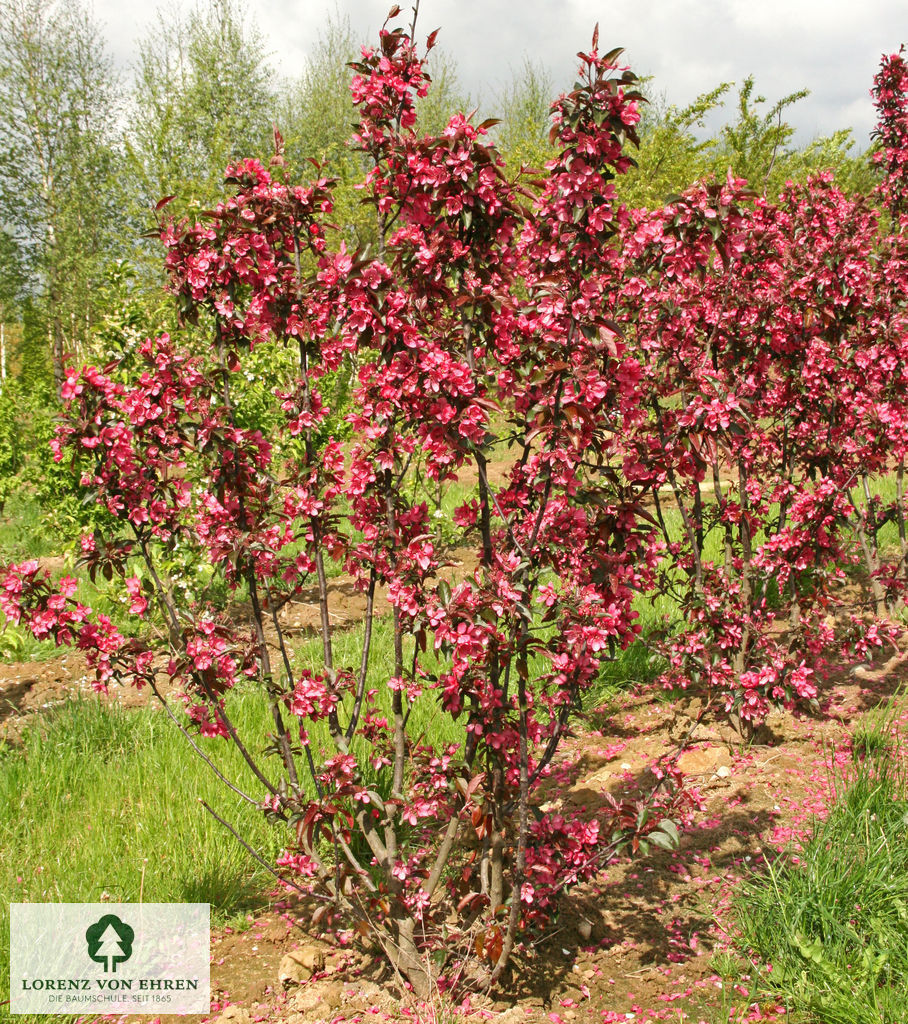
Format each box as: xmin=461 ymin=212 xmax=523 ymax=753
xmin=4 ymin=1 xmax=908 ymax=996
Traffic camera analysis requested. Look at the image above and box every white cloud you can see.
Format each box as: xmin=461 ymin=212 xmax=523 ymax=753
xmin=96 ymin=0 xmax=908 ymax=144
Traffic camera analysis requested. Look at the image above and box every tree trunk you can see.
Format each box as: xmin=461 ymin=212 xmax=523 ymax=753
xmin=52 ymin=310 xmax=64 ymax=398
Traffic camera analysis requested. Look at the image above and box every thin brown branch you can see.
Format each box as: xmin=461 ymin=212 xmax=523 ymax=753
xmin=198 ymin=799 xmax=321 ymax=899
xmin=146 ymin=677 xmax=260 ymax=807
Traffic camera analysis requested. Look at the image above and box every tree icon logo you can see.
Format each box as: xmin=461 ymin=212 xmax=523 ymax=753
xmin=85 ymin=915 xmax=134 ymax=973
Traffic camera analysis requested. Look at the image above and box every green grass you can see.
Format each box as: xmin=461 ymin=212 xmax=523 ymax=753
xmin=0 ymin=493 xmax=59 ymax=563
xmin=0 ymin=692 xmax=288 ymax=1019
xmin=583 ymin=591 xmax=679 ymax=710
xmin=729 ymin=700 xmax=908 ymax=1023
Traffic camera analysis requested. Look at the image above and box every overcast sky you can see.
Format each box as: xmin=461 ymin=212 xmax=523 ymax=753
xmin=94 ymin=0 xmax=908 ymax=147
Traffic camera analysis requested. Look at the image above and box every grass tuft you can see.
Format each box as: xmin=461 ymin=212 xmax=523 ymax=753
xmin=731 ymin=699 xmax=908 ymax=1023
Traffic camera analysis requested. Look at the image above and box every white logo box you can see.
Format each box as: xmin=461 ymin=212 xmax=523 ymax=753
xmin=10 ymin=903 xmax=210 ymax=1014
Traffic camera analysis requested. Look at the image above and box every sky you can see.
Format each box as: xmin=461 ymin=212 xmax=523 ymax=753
xmin=94 ymin=0 xmax=908 ymax=147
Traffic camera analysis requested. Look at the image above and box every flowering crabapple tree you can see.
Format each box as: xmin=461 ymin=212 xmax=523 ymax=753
xmin=599 ymin=47 xmax=908 ymax=721
xmin=860 ymin=46 xmax=908 ymax=610
xmin=608 ymin=166 xmax=906 ymax=727
xmin=872 ymin=46 xmax=908 ymax=220
xmin=0 ymin=13 xmax=692 ymax=996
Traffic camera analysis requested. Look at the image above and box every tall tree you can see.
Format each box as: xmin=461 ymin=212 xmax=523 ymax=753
xmin=0 ymin=0 xmax=121 ymax=394
xmin=127 ymin=0 xmax=276 ymax=226
xmin=495 ymin=58 xmax=555 ymax=173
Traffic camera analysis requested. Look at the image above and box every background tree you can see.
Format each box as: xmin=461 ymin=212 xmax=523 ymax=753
xmin=0 ymin=228 xmax=24 ymax=386
xmin=125 ymin=0 xmax=276 ymax=268
xmin=708 ymin=76 xmax=874 ymax=197
xmin=622 ymin=74 xmax=875 ymax=207
xmin=714 ymin=76 xmax=809 ymax=189
xmin=780 ymin=128 xmax=877 ymax=197
xmin=620 ymin=82 xmax=729 ymax=208
xmin=276 ymin=16 xmax=373 ymax=251
xmin=494 ymin=59 xmax=555 ymax=174
xmin=0 ymin=0 xmax=121 ymax=394
xmin=412 ymin=45 xmax=471 ymax=135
